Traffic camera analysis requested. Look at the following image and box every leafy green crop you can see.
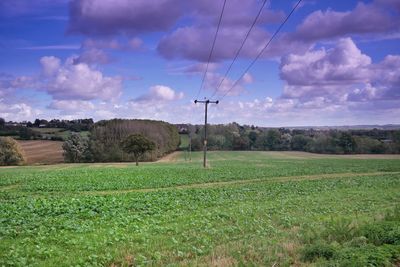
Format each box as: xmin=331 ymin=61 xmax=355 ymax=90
xmin=0 ymin=151 xmax=399 ymax=266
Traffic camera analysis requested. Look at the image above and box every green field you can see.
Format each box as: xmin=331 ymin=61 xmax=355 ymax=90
xmin=1 ymin=151 xmax=400 ymax=266
xmin=179 ymin=134 xmax=189 ymax=149
xmin=31 ymin=128 xmax=89 ymax=140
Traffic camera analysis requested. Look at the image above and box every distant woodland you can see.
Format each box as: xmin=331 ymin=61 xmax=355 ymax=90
xmin=1 ymin=118 xmax=400 ymax=163
xmin=186 ymin=123 xmax=400 ymax=154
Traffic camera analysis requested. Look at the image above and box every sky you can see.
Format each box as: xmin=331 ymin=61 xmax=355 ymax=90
xmin=0 ymin=0 xmax=399 ymax=127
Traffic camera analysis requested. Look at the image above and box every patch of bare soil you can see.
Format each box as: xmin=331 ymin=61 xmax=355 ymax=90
xmin=17 ymin=140 xmax=64 ymax=165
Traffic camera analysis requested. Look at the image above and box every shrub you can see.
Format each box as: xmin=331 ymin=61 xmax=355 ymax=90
xmin=359 ymin=221 xmax=400 ymax=245
xmin=62 ymin=133 xmax=92 ymax=163
xmin=0 ymin=137 xmax=25 ymax=166
xmin=301 ymin=242 xmax=337 ymax=262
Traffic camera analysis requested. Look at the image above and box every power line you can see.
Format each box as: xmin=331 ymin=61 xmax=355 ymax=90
xmin=195 ymin=0 xmax=227 ymax=100
xmin=210 ymin=0 xmax=268 ymax=99
xmin=219 ymin=0 xmax=303 ymax=101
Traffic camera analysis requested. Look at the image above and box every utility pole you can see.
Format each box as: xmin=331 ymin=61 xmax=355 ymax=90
xmin=188 ymin=134 xmax=192 ymax=162
xmin=194 ymin=99 xmax=219 ymax=168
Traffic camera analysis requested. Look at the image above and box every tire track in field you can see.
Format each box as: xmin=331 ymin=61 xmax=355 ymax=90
xmin=81 ymin=171 xmax=400 ymax=196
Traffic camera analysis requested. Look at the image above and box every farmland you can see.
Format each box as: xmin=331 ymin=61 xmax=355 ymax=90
xmin=1 ymin=151 xmax=400 ymax=266
xmin=17 ymin=140 xmax=64 ymax=165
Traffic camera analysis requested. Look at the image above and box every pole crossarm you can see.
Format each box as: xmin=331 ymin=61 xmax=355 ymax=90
xmin=194 ymin=99 xmax=219 ymax=168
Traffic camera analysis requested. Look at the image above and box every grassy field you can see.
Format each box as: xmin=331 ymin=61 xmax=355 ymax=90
xmin=0 ymin=151 xmax=399 ymax=266
xmin=17 ymin=140 xmax=64 ymax=165
xmin=179 ymin=134 xmax=189 ymax=149
xmin=31 ymin=128 xmax=89 ymax=140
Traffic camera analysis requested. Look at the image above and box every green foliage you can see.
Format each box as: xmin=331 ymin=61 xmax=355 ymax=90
xmin=0 ymin=137 xmax=25 ymax=166
xmin=301 ymin=243 xmax=337 ymax=261
xmin=354 ymin=136 xmax=386 ymax=154
xmin=187 ymin=124 xmax=400 ymax=154
xmin=90 ymin=119 xmax=179 ymax=162
xmin=291 ymin=134 xmax=313 ymax=151
xmin=62 ymin=133 xmax=92 ymax=163
xmin=338 ymin=132 xmax=357 ymax=153
xmin=300 ymin=207 xmax=400 ymax=266
xmin=18 ymin=127 xmax=40 ymax=140
xmin=0 ymin=152 xmax=400 ymax=266
xmin=121 ymin=134 xmax=155 ymax=165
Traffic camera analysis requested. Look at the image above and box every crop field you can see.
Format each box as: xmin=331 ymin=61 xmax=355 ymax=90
xmin=0 ymin=151 xmax=400 ymax=266
xmin=17 ymin=140 xmax=64 ymax=165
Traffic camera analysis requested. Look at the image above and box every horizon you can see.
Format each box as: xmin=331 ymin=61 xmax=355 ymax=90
xmin=1 ymin=0 xmax=400 ymax=126
xmin=4 ymin=117 xmax=400 ymax=129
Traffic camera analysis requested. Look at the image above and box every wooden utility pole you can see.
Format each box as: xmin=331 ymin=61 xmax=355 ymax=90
xmin=194 ymin=99 xmax=219 ymax=168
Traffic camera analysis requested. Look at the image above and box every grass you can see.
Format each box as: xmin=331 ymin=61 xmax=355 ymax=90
xmin=179 ymin=134 xmax=189 ymax=149
xmin=31 ymin=127 xmax=89 ymax=140
xmin=0 ymin=151 xmax=399 ymax=266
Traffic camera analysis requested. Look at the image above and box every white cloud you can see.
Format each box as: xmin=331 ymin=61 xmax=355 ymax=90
xmin=40 ymin=56 xmax=61 ymax=76
xmin=135 ymin=85 xmax=184 ymax=102
xmin=0 ymin=99 xmax=41 ymax=121
xmin=40 ymin=56 xmax=123 ymax=101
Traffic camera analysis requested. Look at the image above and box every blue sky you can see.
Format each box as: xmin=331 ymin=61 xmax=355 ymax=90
xmin=0 ymin=0 xmax=399 ymax=126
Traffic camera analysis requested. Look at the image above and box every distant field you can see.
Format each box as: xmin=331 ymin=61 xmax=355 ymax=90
xmin=17 ymin=140 xmax=64 ymax=164
xmin=31 ymin=128 xmax=89 ymax=140
xmin=1 ymin=151 xmax=399 ymax=266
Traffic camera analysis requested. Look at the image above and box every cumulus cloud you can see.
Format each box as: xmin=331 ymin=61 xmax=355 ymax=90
xmin=280 ymin=38 xmax=371 ymax=87
xmin=0 ymin=73 xmax=36 ymax=100
xmin=135 ymin=85 xmax=184 ymax=102
xmin=291 ymin=1 xmax=400 ymax=42
xmin=0 ymin=99 xmax=41 ymax=121
xmin=158 ymin=0 xmax=399 ymax=62
xmin=40 ymin=56 xmax=123 ymax=101
xmin=279 ymin=37 xmax=400 ymax=111
xmin=40 ymin=56 xmax=61 ymax=76
xmin=158 ymin=26 xmax=270 ymax=62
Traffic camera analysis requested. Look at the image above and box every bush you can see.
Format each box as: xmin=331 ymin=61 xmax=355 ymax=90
xmin=0 ymin=137 xmax=25 ymax=166
xmin=62 ymin=133 xmax=92 ymax=163
xmin=359 ymin=221 xmax=400 ymax=245
xmin=301 ymin=242 xmax=337 ymax=261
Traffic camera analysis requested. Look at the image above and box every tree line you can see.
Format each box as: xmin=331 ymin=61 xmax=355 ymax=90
xmin=0 ymin=118 xmax=94 ymax=140
xmin=188 ymin=123 xmax=400 ymax=154
xmin=63 ymin=119 xmax=179 ymax=163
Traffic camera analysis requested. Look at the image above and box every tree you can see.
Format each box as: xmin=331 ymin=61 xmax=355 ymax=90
xmin=0 ymin=118 xmax=5 ymax=128
xmin=338 ymin=132 xmax=356 ymax=153
xmin=19 ymin=127 xmax=39 ymax=140
xmin=291 ymin=134 xmax=312 ymax=151
xmin=90 ymin=119 xmax=179 ymax=162
xmin=121 ymin=134 xmax=155 ymax=166
xmin=266 ymin=129 xmax=281 ymax=150
xmin=62 ymin=133 xmax=91 ymax=163
xmin=0 ymin=137 xmax=25 ymax=166
xmin=248 ymin=131 xmax=258 ymax=150
xmin=33 ymin=119 xmax=41 ymax=127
